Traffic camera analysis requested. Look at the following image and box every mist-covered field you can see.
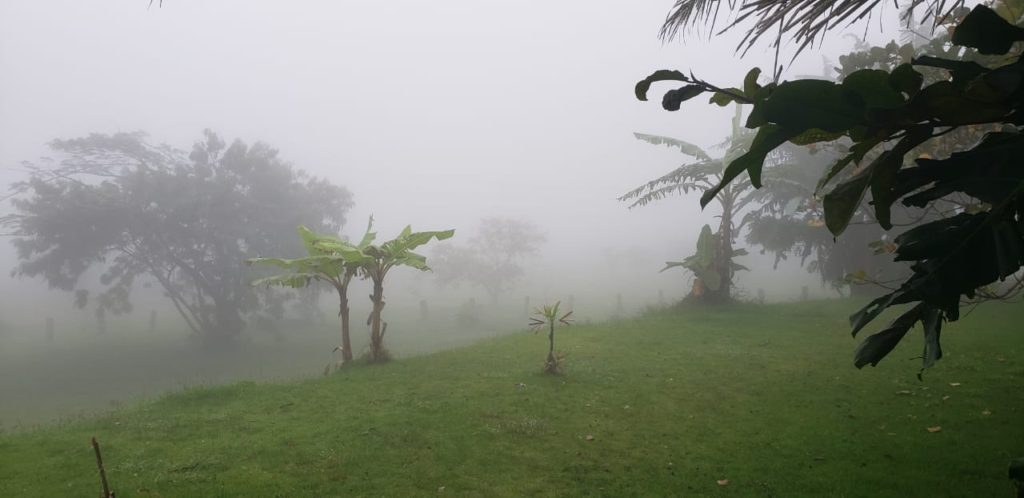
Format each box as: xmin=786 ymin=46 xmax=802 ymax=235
xmin=0 ymin=290 xmax=664 ymax=429
xmin=1 ymin=300 xmax=1022 ymax=496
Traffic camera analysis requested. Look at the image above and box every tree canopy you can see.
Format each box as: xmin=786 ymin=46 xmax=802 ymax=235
xmin=3 ymin=130 xmax=353 ymax=345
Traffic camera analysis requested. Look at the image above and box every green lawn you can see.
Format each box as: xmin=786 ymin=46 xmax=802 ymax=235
xmin=1 ymin=300 xmax=1021 ymax=497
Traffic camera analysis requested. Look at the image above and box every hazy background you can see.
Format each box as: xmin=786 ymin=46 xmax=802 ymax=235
xmin=0 ymin=0 xmax=902 ymax=425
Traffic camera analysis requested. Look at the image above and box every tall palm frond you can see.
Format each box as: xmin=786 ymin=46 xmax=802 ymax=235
xmin=633 ymin=132 xmax=713 ymax=160
xmin=619 ymin=160 xmax=726 ymax=208
xmin=659 ymin=0 xmax=965 ymax=55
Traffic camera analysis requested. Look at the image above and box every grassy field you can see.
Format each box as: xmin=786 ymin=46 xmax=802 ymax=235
xmin=1 ymin=299 xmax=1021 ymax=497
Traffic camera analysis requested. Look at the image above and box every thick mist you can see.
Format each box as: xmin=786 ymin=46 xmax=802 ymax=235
xmin=1 ymin=1 xmax=904 ymax=426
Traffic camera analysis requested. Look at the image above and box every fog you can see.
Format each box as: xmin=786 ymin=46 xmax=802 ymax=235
xmin=0 ymin=1 xmax=904 ymax=426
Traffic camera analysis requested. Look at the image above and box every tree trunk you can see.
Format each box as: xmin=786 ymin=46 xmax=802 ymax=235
xmin=338 ymin=292 xmax=353 ymax=364
xmin=368 ymin=278 xmax=387 ymax=362
xmin=709 ymin=188 xmax=735 ymax=304
xmin=703 ymin=103 xmax=744 ymax=305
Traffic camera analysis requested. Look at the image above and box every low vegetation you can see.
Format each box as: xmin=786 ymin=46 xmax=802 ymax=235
xmin=529 ymin=301 xmax=574 ymax=374
xmin=1 ymin=300 xmax=1021 ymax=497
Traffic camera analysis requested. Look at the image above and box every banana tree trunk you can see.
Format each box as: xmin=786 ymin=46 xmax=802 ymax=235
xmin=368 ymin=278 xmax=387 ymax=361
xmin=709 ymin=187 xmax=735 ymax=304
xmin=338 ymin=293 xmax=353 ymax=364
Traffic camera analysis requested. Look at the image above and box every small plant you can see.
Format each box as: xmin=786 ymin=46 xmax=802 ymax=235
xmin=529 ymin=301 xmax=573 ymax=374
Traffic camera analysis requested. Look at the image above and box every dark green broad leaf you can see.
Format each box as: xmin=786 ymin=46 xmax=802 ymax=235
xmin=868 ymin=126 xmax=934 ymax=230
xmin=709 ymin=88 xmax=745 ymax=106
xmin=662 ymin=85 xmax=705 ymax=111
xmin=758 ymin=80 xmax=862 ymax=132
xmin=854 ymin=303 xmax=926 ymax=368
xmin=815 ymin=137 xmax=883 ymax=194
xmin=823 ymin=171 xmax=871 ymax=236
xmin=966 ymin=62 xmax=1024 ymax=103
xmin=1010 ymin=457 xmax=1024 ymax=481
xmin=901 ymin=132 xmax=1024 ymax=206
xmin=842 ymin=69 xmax=906 ymax=108
xmin=993 ymin=219 xmax=1024 ymax=279
xmin=790 ymin=128 xmax=844 ymax=146
xmin=889 ymin=64 xmax=924 ymax=97
xmin=850 ymin=292 xmax=898 ymax=337
xmin=894 ymin=213 xmax=981 ymax=262
xmin=920 ymin=306 xmax=943 ymax=370
xmin=952 ymin=5 xmax=1024 ymax=55
xmin=636 ymin=70 xmax=688 ymax=101
xmin=912 ymin=56 xmax=988 ymax=88
xmin=909 ymin=80 xmax=1009 ymax=125
xmin=743 ymin=67 xmax=762 ymax=97
xmin=700 ymin=125 xmax=798 ymax=207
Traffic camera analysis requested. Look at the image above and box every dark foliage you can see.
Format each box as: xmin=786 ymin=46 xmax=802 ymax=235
xmin=638 ymin=5 xmax=1024 ymax=371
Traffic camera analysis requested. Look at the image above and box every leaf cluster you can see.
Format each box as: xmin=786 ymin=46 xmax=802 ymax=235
xmin=529 ymin=301 xmax=574 ymax=330
xmin=639 ymin=5 xmax=1024 ymax=371
xmin=662 ymin=224 xmax=749 ymax=291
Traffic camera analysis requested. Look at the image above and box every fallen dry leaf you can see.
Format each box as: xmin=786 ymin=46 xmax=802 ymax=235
xmin=926 ymin=426 xmax=942 ymax=433
xmin=585 ymin=434 xmax=595 ymax=441
xmin=949 ymin=382 xmax=962 ymax=387
xmin=716 ymin=479 xmax=729 ymax=486
xmin=942 ymin=395 xmax=950 ymax=401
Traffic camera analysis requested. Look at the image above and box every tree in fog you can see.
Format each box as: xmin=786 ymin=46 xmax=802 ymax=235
xmin=641 ymin=0 xmax=1024 ymax=373
xmin=431 ymin=217 xmax=545 ymax=304
xmin=249 ymin=224 xmax=374 ymax=365
xmin=741 ymin=146 xmax=911 ymax=298
xmin=3 ymin=130 xmax=353 ymax=346
xmin=622 ymin=106 xmax=763 ymax=303
xmin=315 ymin=219 xmax=454 ymax=362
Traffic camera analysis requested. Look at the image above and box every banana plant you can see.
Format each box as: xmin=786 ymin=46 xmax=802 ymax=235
xmin=622 ymin=105 xmax=756 ymax=302
xmin=529 ymin=301 xmax=573 ymax=374
xmin=247 ymin=222 xmax=374 ymax=365
xmin=315 ymin=218 xmax=454 ymax=362
xmin=662 ymin=224 xmax=748 ymax=301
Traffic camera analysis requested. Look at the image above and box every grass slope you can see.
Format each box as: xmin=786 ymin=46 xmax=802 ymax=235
xmin=1 ymin=300 xmax=1021 ymax=497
